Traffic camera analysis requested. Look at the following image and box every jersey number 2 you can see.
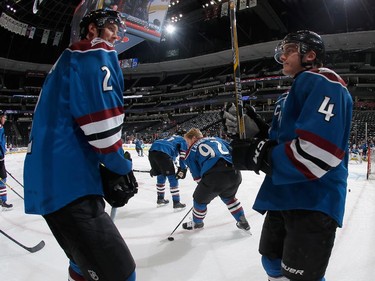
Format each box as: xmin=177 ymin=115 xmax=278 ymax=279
xmin=101 ymin=66 xmax=113 ymax=91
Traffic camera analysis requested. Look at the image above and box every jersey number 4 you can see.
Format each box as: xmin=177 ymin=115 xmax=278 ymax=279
xmin=318 ymin=96 xmax=335 ymax=122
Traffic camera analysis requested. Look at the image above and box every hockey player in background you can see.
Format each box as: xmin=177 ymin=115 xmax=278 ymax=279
xmin=134 ymin=137 xmax=144 ymax=157
xmin=182 ymin=128 xmax=250 ymax=231
xmin=223 ymin=30 xmax=353 ymax=281
xmin=24 ymin=9 xmax=137 ymax=281
xmin=148 ymin=129 xmax=188 ymax=210
xmin=0 ymin=110 xmax=12 ymax=210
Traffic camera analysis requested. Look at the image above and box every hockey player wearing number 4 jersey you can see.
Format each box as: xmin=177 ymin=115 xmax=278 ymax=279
xmin=223 ymin=30 xmax=353 ymax=281
xmin=182 ymin=128 xmax=250 ymax=231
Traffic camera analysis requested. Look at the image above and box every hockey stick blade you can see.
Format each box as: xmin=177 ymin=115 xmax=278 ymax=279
xmin=26 ymin=240 xmax=45 ymax=253
xmin=133 ymin=169 xmax=150 ymax=173
xmin=0 ymin=229 xmax=45 ymax=253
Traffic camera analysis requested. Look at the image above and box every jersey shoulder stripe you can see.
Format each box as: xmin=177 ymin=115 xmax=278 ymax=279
xmin=307 ymin=68 xmax=347 ymax=87
xmin=69 ymin=38 xmax=116 ymax=52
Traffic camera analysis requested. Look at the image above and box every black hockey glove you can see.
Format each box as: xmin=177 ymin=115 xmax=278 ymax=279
xmin=176 ymin=167 xmax=188 ymax=179
xmin=124 ymin=150 xmax=132 ymax=161
xmin=231 ymin=138 xmax=277 ymax=175
xmin=221 ymin=103 xmax=270 ymax=139
xmin=149 ymin=168 xmax=158 ymax=177
xmin=100 ymin=165 xmax=138 ymax=208
xmin=123 ymin=150 xmax=139 ymax=188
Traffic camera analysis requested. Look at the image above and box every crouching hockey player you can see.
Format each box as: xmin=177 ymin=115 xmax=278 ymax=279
xmin=182 ymin=128 xmax=250 ymax=232
xmin=148 ymin=129 xmax=188 ymax=210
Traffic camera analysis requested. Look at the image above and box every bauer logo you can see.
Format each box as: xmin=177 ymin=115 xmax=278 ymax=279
xmin=281 ymin=261 xmax=304 ymax=276
xmin=88 ymin=269 xmax=99 ymax=280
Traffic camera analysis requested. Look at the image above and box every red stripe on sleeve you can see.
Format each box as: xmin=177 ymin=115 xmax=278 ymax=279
xmin=91 ymin=139 xmax=123 ymax=154
xmin=76 ymin=107 xmax=124 ymax=127
xmin=296 ymin=129 xmax=345 ymax=160
xmin=285 ymin=141 xmax=318 ymax=180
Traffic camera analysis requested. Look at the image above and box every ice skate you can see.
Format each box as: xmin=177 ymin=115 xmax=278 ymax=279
xmin=157 ymin=198 xmax=169 ymax=207
xmin=182 ymin=220 xmax=204 ymax=230
xmin=1 ymin=200 xmax=13 ymax=211
xmin=173 ymin=201 xmax=186 ymax=212
xmin=236 ymin=215 xmax=251 ymax=231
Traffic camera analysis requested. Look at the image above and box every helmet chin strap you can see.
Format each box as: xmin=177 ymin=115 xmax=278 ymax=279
xmin=291 ymin=55 xmax=313 ymax=79
xmin=301 ymin=61 xmax=314 ymax=69
xmin=300 ymin=53 xmax=314 ymax=69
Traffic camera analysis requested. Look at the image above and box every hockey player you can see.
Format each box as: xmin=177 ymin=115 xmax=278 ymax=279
xmin=148 ymin=130 xmax=187 ymax=210
xmin=0 ymin=110 xmax=12 ymax=210
xmin=182 ymin=128 xmax=250 ymax=231
xmin=24 ymin=9 xmax=136 ymax=281
xmin=350 ymin=144 xmax=362 ymax=163
xmin=134 ymin=138 xmax=144 ymax=157
xmin=223 ymin=30 xmax=353 ymax=281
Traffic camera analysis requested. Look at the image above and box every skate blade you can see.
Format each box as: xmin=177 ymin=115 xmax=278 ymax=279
xmin=238 ymin=228 xmax=252 ymax=235
xmin=173 ymin=207 xmax=186 ymax=213
xmin=157 ymin=204 xmax=169 ymax=208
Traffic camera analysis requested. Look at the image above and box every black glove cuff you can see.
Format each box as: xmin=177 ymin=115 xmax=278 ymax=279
xmin=100 ymin=165 xmax=138 ymax=207
xmin=231 ymin=139 xmax=276 ymax=175
xmin=231 ymin=139 xmax=253 ymax=170
xmin=245 ymin=106 xmax=270 ymax=139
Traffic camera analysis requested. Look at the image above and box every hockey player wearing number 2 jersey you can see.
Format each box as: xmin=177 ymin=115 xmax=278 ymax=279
xmin=224 ymin=31 xmax=353 ymax=281
xmin=23 ymin=10 xmax=136 ymax=281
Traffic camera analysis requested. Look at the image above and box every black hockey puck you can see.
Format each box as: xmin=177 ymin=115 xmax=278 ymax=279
xmin=167 ymin=237 xmax=174 ymax=241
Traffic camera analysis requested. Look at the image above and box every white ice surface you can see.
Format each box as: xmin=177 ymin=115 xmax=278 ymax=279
xmin=1 ymin=150 xmax=375 ymax=280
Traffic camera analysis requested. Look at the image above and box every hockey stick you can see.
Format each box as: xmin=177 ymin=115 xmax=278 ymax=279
xmin=133 ymin=169 xmax=150 ymax=173
xmin=167 ymin=206 xmax=193 ymax=241
xmin=110 ymin=207 xmax=117 ymax=221
xmin=6 ymin=170 xmax=24 ymax=188
xmin=0 ymin=229 xmax=45 ymax=253
xmin=0 ymin=177 xmax=24 ymax=200
xmin=229 ymin=0 xmax=246 ymax=140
